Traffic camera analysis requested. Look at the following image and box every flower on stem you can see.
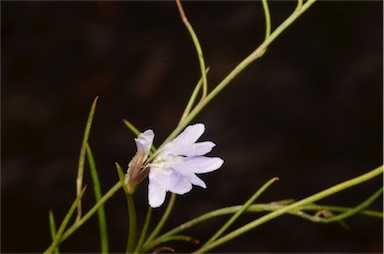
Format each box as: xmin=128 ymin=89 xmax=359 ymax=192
xmin=126 ymin=123 xmax=224 ymax=208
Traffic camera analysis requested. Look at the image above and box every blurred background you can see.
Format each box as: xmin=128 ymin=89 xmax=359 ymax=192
xmin=2 ymin=1 xmax=383 ymax=253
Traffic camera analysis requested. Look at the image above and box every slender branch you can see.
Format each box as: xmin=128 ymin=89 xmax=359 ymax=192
xmin=261 ymin=0 xmax=271 ymax=40
xmin=195 ymin=165 xmax=383 ymax=253
xmin=176 ymin=0 xmax=208 ymax=99
xmin=146 ymin=193 xmax=177 ymax=244
xmin=142 ymin=194 xmax=383 ymax=252
xmin=126 ymin=195 xmax=137 ymax=253
xmin=203 ymin=177 xmax=278 ymax=247
xmin=294 ymin=187 xmax=383 ymax=223
xmin=158 ymin=0 xmax=316 ymax=150
xmin=59 ymin=182 xmax=122 ymax=243
xmin=116 ymin=162 xmax=137 ymax=253
xmin=134 ymin=207 xmax=153 ymax=253
xmin=76 ymin=97 xmax=98 ymax=221
xmin=122 ymin=119 xmax=141 ymax=137
xmin=178 ymin=67 xmax=210 ymax=126
xmin=296 ymin=0 xmax=303 ymax=10
xmin=45 ymin=187 xmax=87 ymax=254
xmin=86 ymin=145 xmax=108 ymax=253
xmin=48 ymin=211 xmax=59 ymax=254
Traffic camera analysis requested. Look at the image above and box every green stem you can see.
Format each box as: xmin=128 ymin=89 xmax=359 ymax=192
xmin=261 ymin=0 xmax=271 ymax=40
xmin=158 ymin=0 xmax=316 ymax=150
xmin=86 ymin=145 xmax=109 ymax=253
xmin=48 ymin=210 xmax=59 ymax=254
xmin=76 ymin=97 xmax=98 ymax=221
xmin=195 ymin=165 xmax=383 ymax=253
xmin=176 ymin=0 xmax=208 ymax=99
xmin=153 ymin=235 xmax=199 ymax=245
xmin=178 ymin=67 xmax=210 ymax=126
xmin=115 ymin=162 xmax=137 ymax=253
xmin=127 ymin=195 xmax=137 ymax=253
xmin=45 ymin=187 xmax=87 ymax=254
xmin=203 ymin=177 xmax=278 ymax=247
xmin=146 ymin=193 xmax=177 ymax=244
xmin=299 ymin=204 xmax=383 ymax=219
xmin=59 ymin=182 xmax=122 ymax=243
xmin=142 ymin=199 xmax=383 ymax=252
xmin=296 ymin=0 xmax=303 ymax=9
xmin=122 ymin=119 xmax=141 ymax=136
xmin=295 ymin=187 xmax=383 ymax=223
xmin=134 ymin=207 xmax=153 ymax=253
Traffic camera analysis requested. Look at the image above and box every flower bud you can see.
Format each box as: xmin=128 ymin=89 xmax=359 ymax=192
xmin=125 ymin=152 xmax=150 ymax=194
xmin=125 ymin=129 xmax=154 ymax=194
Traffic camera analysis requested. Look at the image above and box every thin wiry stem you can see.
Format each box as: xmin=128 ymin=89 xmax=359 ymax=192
xmin=86 ymin=145 xmax=109 ymax=253
xmin=203 ymin=177 xmax=278 ymax=247
xmin=48 ymin=211 xmax=59 ymax=254
xmin=261 ymin=0 xmax=271 ymax=40
xmin=159 ymin=0 xmax=317 ymax=150
xmin=176 ymin=0 xmax=208 ymax=99
xmin=116 ymin=162 xmax=137 ymax=253
xmin=145 ymin=193 xmax=177 ymax=244
xmin=194 ymin=166 xmax=383 ymax=253
xmin=76 ymin=97 xmax=98 ymax=221
xmin=134 ymin=207 xmax=153 ymax=253
xmin=178 ymin=67 xmax=210 ymax=126
xmin=59 ymin=182 xmax=122 ymax=243
xmin=44 ymin=187 xmax=87 ymax=254
xmin=141 ymin=192 xmax=383 ymax=252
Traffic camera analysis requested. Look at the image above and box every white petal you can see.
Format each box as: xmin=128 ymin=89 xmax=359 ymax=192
xmin=168 ymin=172 xmax=193 ymax=194
xmin=180 ymin=170 xmax=207 ymax=188
xmin=148 ymin=181 xmax=167 ymax=208
xmin=189 ymin=142 xmax=216 ymax=156
xmin=172 ymin=157 xmax=224 ymax=174
xmin=150 ymin=165 xmax=194 ymax=195
xmin=148 ymin=170 xmax=167 ymax=208
xmin=164 ymin=141 xmax=215 ymax=157
xmin=135 ymin=129 xmax=154 ymax=160
xmin=161 ymin=124 xmax=205 ymax=156
xmin=172 ymin=123 xmax=205 ymax=145
xmin=149 ymin=165 xmax=173 ymax=188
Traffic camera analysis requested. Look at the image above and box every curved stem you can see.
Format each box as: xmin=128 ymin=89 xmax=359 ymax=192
xmin=86 ymin=145 xmax=109 ymax=253
xmin=76 ymin=97 xmax=98 ymax=221
xmin=261 ymin=0 xmax=271 ymax=40
xmin=48 ymin=211 xmax=59 ymax=254
xmin=142 ymin=193 xmax=383 ymax=252
xmin=135 ymin=207 xmax=153 ymax=253
xmin=59 ymin=182 xmax=122 ymax=243
xmin=296 ymin=0 xmax=303 ymax=9
xmin=301 ymin=187 xmax=383 ymax=223
xmin=44 ymin=187 xmax=87 ymax=254
xmin=176 ymin=0 xmax=208 ymax=99
xmin=178 ymin=67 xmax=210 ymax=126
xmin=194 ymin=165 xmax=383 ymax=253
xmin=203 ymin=177 xmax=278 ymax=247
xmin=159 ymin=0 xmax=316 ymax=149
xmin=146 ymin=193 xmax=177 ymax=244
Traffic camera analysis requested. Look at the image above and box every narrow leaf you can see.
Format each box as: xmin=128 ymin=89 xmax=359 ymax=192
xmin=48 ymin=210 xmax=60 ymax=254
xmin=76 ymin=96 xmax=99 ymax=221
xmin=86 ymin=144 xmax=109 ymax=253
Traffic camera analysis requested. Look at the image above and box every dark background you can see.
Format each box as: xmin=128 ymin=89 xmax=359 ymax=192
xmin=2 ymin=1 xmax=383 ymax=253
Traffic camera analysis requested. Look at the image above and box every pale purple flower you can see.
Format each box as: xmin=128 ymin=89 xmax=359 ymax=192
xmin=128 ymin=123 xmax=224 ymax=208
